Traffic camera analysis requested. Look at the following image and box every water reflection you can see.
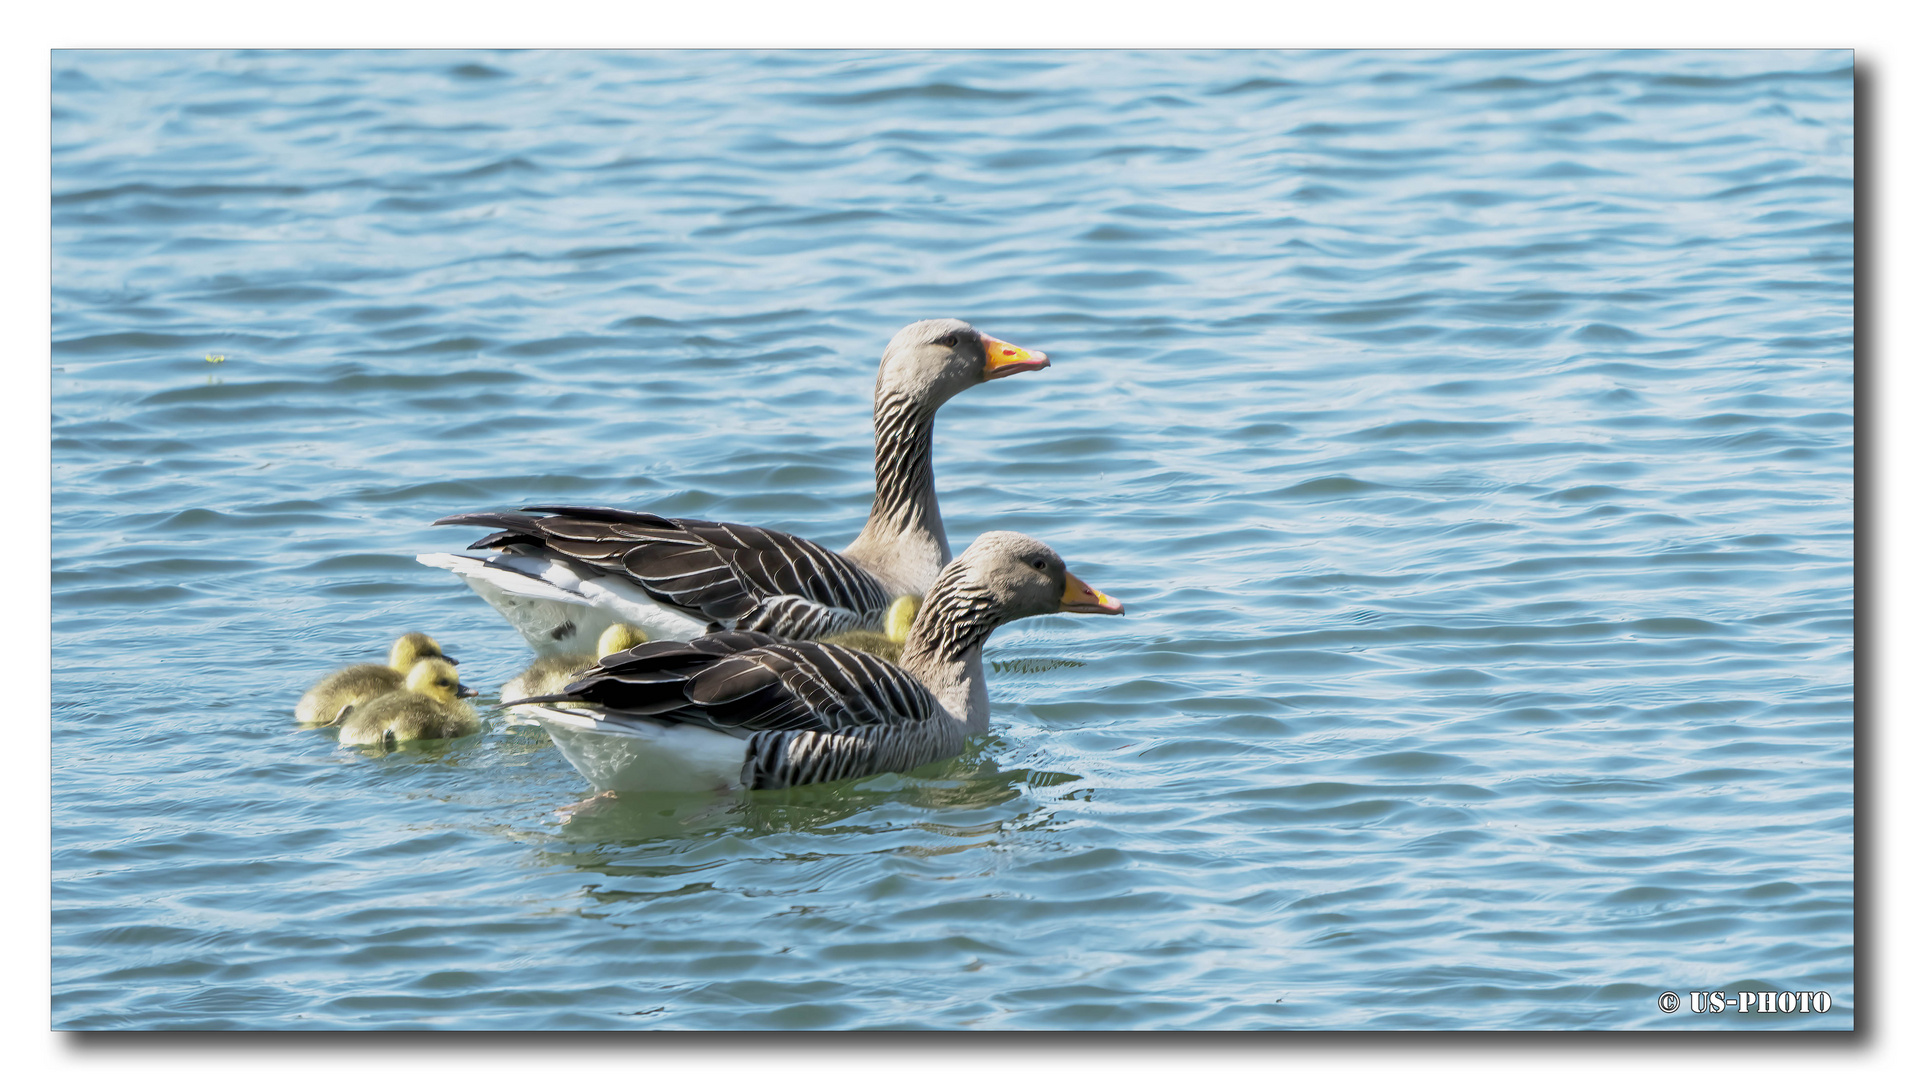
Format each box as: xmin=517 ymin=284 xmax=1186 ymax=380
xmin=545 ymin=746 xmax=1081 ymax=848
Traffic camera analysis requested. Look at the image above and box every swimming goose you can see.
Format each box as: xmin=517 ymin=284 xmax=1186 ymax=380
xmin=336 ymin=657 xmax=480 ymax=747
xmin=295 ymin=632 xmax=457 ymax=727
xmin=418 ymin=319 xmax=1050 ymax=653
xmin=500 ymin=622 xmax=648 ymax=702
xmin=507 ymin=531 xmax=1122 ymax=792
xmin=817 ymin=593 xmax=920 ymax=663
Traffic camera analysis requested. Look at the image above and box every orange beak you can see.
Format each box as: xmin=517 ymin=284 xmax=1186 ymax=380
xmin=980 ymin=331 xmax=1050 ymax=380
xmin=1060 ymin=571 xmax=1124 ymax=615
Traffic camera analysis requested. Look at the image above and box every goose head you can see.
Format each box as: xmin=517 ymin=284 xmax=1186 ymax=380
xmin=959 ymin=530 xmax=1124 ymax=621
xmin=405 ymin=657 xmax=477 ymax=704
xmin=388 ymin=632 xmax=455 ymax=672
xmin=904 ymin=531 xmax=1122 ymax=664
xmin=875 ymin=318 xmax=1050 ymax=411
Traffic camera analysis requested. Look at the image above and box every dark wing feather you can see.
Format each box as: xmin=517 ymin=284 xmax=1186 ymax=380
xmin=435 ymin=506 xmax=890 ymax=635
xmin=512 ymin=633 xmax=963 ymax=792
xmin=519 ymin=631 xmax=781 ymax=713
xmin=524 ymin=638 xmax=940 ymax=737
xmin=720 ymin=647 xmax=960 ymax=788
xmin=685 ymin=642 xmax=941 ymax=734
xmin=597 ymin=629 xmax=776 ymax=667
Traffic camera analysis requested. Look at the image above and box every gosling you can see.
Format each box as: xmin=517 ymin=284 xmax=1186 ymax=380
xmin=817 ymin=594 xmax=921 ymax=663
xmin=296 ymin=632 xmax=457 ymax=727
xmin=336 ymin=658 xmax=480 ymax=747
xmin=500 ymin=623 xmax=647 ymax=702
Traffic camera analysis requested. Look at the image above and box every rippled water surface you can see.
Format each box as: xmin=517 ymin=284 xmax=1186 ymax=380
xmin=51 ymin=50 xmax=1854 ymax=1029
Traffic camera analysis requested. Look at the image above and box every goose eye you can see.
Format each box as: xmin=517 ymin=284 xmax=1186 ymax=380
xmin=1032 ymin=558 xmax=1047 ymax=571
xmin=934 ymin=332 xmax=961 ymax=348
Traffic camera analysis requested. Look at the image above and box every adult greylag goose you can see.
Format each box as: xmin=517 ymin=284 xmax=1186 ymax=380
xmin=506 ymin=532 xmax=1122 ymax=793
xmin=418 ymin=319 xmax=1050 ymax=653
xmin=295 ymin=632 xmax=457 ymax=726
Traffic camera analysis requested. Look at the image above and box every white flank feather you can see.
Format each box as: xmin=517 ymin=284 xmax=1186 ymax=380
xmin=530 ymin=706 xmax=749 ymax=793
xmin=417 ymin=552 xmax=709 ymax=655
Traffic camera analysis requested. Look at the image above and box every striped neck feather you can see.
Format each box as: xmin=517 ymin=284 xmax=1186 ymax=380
xmin=900 ymin=560 xmax=1006 ymax=670
xmin=864 ymin=392 xmax=944 ymax=546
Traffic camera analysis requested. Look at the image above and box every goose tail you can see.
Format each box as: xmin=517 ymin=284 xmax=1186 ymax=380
xmin=416 ymin=551 xmax=710 ymax=654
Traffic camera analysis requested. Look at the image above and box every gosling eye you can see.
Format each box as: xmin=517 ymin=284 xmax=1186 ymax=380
xmin=1032 ymin=558 xmax=1047 ymax=571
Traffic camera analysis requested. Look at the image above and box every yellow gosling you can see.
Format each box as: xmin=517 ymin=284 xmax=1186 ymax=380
xmin=337 ymin=658 xmax=480 ymax=747
xmin=819 ymin=594 xmax=921 ymax=663
xmin=818 ymin=629 xmax=901 ymax=661
xmin=295 ymin=632 xmax=456 ymax=726
xmin=885 ymin=594 xmax=921 ymax=640
xmin=501 ymin=623 xmax=648 ymax=702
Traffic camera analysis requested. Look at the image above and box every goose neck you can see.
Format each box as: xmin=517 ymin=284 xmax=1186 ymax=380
xmin=897 ymin=566 xmax=1003 ymax=731
xmin=846 ymin=392 xmax=950 ymax=590
xmin=899 ymin=641 xmax=990 ymax=733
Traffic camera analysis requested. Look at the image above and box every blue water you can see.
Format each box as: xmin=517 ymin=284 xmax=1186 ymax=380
xmin=51 ymin=50 xmax=1854 ymax=1030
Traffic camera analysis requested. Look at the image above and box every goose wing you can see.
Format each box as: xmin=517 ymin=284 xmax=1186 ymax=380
xmin=687 ymin=641 xmax=942 ymax=734
xmin=519 ymin=636 xmax=962 ymax=791
xmin=437 ymin=506 xmax=891 ymax=638
xmin=687 ymin=642 xmax=959 ymax=790
xmin=541 ymin=630 xmax=781 ymax=713
xmin=547 ymin=637 xmax=938 ymax=734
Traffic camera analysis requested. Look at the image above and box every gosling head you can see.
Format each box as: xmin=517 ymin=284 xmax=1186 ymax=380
xmin=885 ymin=594 xmax=921 ymax=642
xmin=404 ymin=657 xmax=476 ymax=704
xmin=875 ymin=319 xmax=1050 ymax=412
xmin=389 ymin=632 xmax=455 ymax=672
xmin=596 ymin=622 xmax=647 ymax=659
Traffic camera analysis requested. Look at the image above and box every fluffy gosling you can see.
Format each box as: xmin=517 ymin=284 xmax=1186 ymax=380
xmin=336 ymin=658 xmax=480 ymax=747
xmin=818 ymin=594 xmax=921 ymax=663
xmin=500 ymin=623 xmax=647 ymax=702
xmin=296 ymin=632 xmax=456 ymax=727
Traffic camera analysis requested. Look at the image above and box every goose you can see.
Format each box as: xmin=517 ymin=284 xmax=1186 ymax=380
xmin=417 ymin=319 xmax=1050 ymax=654
xmin=500 ymin=622 xmax=648 ymax=703
xmin=506 ymin=531 xmax=1122 ymax=792
xmin=336 ymin=657 xmax=480 ymax=747
xmin=817 ymin=593 xmax=920 ymax=663
xmin=295 ymin=632 xmax=457 ymax=727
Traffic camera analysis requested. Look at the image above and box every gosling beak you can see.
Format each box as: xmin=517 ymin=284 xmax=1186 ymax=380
xmin=1060 ymin=571 xmax=1124 ymax=615
xmin=980 ymin=331 xmax=1050 ymax=380
xmin=456 ymin=685 xmax=478 ymax=698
